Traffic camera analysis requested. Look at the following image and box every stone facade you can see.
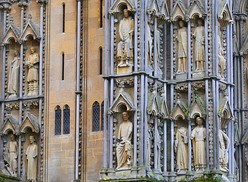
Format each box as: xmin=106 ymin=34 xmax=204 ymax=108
xmin=0 ymin=0 xmax=247 ymax=182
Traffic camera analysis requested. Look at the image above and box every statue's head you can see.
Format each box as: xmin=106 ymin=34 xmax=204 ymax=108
xmin=178 ymin=20 xmax=184 ymax=28
xmin=197 ymin=19 xmax=203 ymax=26
xmin=29 ymin=135 xmax=35 ymax=144
xmin=30 ymin=47 xmax=36 ymax=54
xmin=196 ymin=116 xmax=203 ymax=126
xmin=10 ymin=134 xmax=15 ymax=141
xmin=123 ymin=9 xmax=129 ymax=18
xmin=122 ymin=112 xmax=129 ymax=121
xmin=14 ymin=50 xmax=19 ymax=57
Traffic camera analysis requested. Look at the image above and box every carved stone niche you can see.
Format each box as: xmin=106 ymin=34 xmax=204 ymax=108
xmin=19 ymin=112 xmax=39 ymax=182
xmin=218 ymin=96 xmax=233 ymax=129
xmin=218 ymin=1 xmax=233 ymax=27
xmin=1 ymin=114 xmax=19 ymax=176
xmin=189 ymin=93 xmax=206 ymax=120
xmin=109 ymin=89 xmax=135 ymax=173
xmin=188 ymin=0 xmax=206 ymax=21
xmin=172 ymin=94 xmax=188 ymax=121
xmin=109 ymin=0 xmax=135 ymax=75
xmin=147 ymin=91 xmax=160 ymax=117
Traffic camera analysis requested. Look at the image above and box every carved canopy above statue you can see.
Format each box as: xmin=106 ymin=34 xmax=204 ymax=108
xmin=1 ymin=115 xmax=19 ymax=135
xmin=109 ymin=90 xmax=135 ymax=114
xmin=20 ymin=112 xmax=39 ymax=134
xmin=218 ymin=96 xmax=234 ymax=120
xmin=1 ymin=24 xmax=20 ymax=45
xmin=158 ymin=96 xmax=169 ymax=119
xmin=188 ymin=0 xmax=206 ymax=20
xmin=147 ymin=0 xmax=169 ymax=21
xmin=109 ymin=0 xmax=135 ymax=15
xmin=20 ymin=16 xmax=40 ymax=41
xmin=218 ymin=2 xmax=233 ymax=24
xmin=172 ymin=1 xmax=186 ymax=22
xmin=172 ymin=96 xmax=188 ymax=120
xmin=147 ymin=92 xmax=160 ymax=116
xmin=189 ymin=94 xmax=206 ymax=119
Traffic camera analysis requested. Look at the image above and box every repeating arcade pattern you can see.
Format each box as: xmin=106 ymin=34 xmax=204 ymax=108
xmin=0 ymin=0 xmax=46 ymax=181
xmin=101 ymin=0 xmax=235 ymax=181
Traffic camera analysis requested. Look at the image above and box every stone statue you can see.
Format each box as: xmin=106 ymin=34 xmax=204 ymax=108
xmin=175 ymin=127 xmax=188 ymax=172
xmin=191 ymin=117 xmax=206 ymax=170
xmin=117 ymin=9 xmax=134 ymax=67
xmin=193 ymin=19 xmax=205 ymax=71
xmin=218 ymin=35 xmax=226 ymax=78
xmin=219 ymin=129 xmax=230 ymax=172
xmin=147 ymin=24 xmax=152 ymax=66
xmin=7 ymin=50 xmax=20 ymax=99
xmin=26 ymin=135 xmax=38 ymax=182
xmin=116 ymin=112 xmax=133 ymax=170
xmin=176 ymin=20 xmax=187 ymax=73
xmin=7 ymin=134 xmax=18 ymax=176
xmin=155 ymin=125 xmax=161 ymax=171
xmin=26 ymin=47 xmax=39 ymax=96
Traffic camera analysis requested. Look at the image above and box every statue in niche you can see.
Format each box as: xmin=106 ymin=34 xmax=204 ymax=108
xmin=175 ymin=127 xmax=188 ymax=172
xmin=146 ymin=121 xmax=152 ymax=170
xmin=218 ymin=35 xmax=226 ymax=78
xmin=26 ymin=47 xmax=39 ymax=96
xmin=116 ymin=112 xmax=133 ymax=170
xmin=117 ymin=9 xmax=134 ymax=68
xmin=6 ymin=134 xmax=18 ymax=176
xmin=7 ymin=50 xmax=20 ymax=99
xmin=176 ymin=20 xmax=187 ymax=74
xmin=26 ymin=135 xmax=38 ymax=182
xmin=193 ymin=19 xmax=205 ymax=72
xmin=147 ymin=24 xmax=152 ymax=66
xmin=219 ymin=129 xmax=230 ymax=172
xmin=155 ymin=125 xmax=161 ymax=171
xmin=191 ymin=116 xmax=206 ymax=170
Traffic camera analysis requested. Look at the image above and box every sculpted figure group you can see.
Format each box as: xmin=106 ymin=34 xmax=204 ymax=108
xmin=175 ymin=116 xmax=230 ymax=172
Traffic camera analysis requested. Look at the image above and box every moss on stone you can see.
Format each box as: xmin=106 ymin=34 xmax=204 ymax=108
xmin=0 ymin=172 xmax=21 ymax=182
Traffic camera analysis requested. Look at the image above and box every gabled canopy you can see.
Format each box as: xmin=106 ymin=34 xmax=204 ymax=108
xmin=109 ymin=90 xmax=135 ymax=114
xmin=158 ymin=0 xmax=169 ymax=21
xmin=1 ymin=115 xmax=19 ymax=135
xmin=218 ymin=2 xmax=233 ymax=24
xmin=188 ymin=0 xmax=206 ymax=20
xmin=20 ymin=112 xmax=39 ymax=133
xmin=158 ymin=96 xmax=169 ymax=119
xmin=1 ymin=24 xmax=20 ymax=45
xmin=172 ymin=96 xmax=188 ymax=120
xmin=218 ymin=96 xmax=234 ymax=119
xmin=147 ymin=92 xmax=160 ymax=116
xmin=147 ymin=0 xmax=160 ymax=16
xmin=172 ymin=1 xmax=186 ymax=22
xmin=109 ymin=0 xmax=135 ymax=14
xmin=189 ymin=94 xmax=206 ymax=119
xmin=20 ymin=17 xmax=40 ymax=41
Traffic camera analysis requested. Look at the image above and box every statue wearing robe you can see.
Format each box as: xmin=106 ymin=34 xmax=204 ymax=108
xmin=7 ymin=51 xmax=20 ymax=98
xmin=193 ymin=19 xmax=205 ymax=71
xmin=7 ymin=135 xmax=18 ymax=176
xmin=26 ymin=136 xmax=38 ymax=182
xmin=176 ymin=20 xmax=187 ymax=73
xmin=26 ymin=47 xmax=39 ymax=96
xmin=117 ymin=9 xmax=134 ymax=67
xmin=116 ymin=112 xmax=133 ymax=170
xmin=219 ymin=129 xmax=230 ymax=171
xmin=175 ymin=127 xmax=188 ymax=171
xmin=191 ymin=117 xmax=206 ymax=170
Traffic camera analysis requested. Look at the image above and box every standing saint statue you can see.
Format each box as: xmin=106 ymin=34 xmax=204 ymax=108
xmin=191 ymin=117 xmax=206 ymax=170
xmin=7 ymin=134 xmax=18 ymax=176
xmin=26 ymin=135 xmax=38 ymax=182
xmin=175 ymin=127 xmax=188 ymax=172
xmin=116 ymin=112 xmax=133 ymax=170
xmin=218 ymin=35 xmax=226 ymax=78
xmin=176 ymin=20 xmax=188 ymax=73
xmin=193 ymin=19 xmax=205 ymax=71
xmin=26 ymin=47 xmax=39 ymax=96
xmin=219 ymin=129 xmax=230 ymax=172
xmin=117 ymin=9 xmax=134 ymax=67
xmin=7 ymin=50 xmax=20 ymax=99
